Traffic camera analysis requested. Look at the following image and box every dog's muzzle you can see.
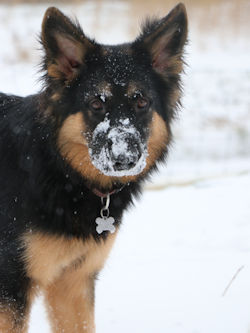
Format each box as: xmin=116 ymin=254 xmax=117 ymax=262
xmin=108 ymin=131 xmax=142 ymax=171
xmin=88 ymin=119 xmax=147 ymax=177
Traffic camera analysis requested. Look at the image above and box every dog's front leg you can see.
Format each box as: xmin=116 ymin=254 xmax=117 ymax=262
xmin=0 ymin=308 xmax=30 ymax=333
xmin=44 ymin=267 xmax=96 ymax=333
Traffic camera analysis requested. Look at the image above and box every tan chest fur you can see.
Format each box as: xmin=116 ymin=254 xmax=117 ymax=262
xmin=21 ymin=232 xmax=117 ymax=288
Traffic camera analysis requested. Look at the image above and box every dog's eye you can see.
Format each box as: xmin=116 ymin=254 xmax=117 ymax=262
xmin=89 ymin=99 xmax=104 ymax=112
xmin=136 ymin=97 xmax=149 ymax=111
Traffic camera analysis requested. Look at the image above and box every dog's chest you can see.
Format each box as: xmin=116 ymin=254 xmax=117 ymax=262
xmin=21 ymin=231 xmax=117 ymax=287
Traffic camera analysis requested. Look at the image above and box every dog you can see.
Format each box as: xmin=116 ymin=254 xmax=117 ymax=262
xmin=0 ymin=3 xmax=187 ymax=332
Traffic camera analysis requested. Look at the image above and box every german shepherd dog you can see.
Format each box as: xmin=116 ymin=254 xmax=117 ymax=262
xmin=0 ymin=3 xmax=187 ymax=332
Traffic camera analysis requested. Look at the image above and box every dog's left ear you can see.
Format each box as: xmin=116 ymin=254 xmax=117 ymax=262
xmin=41 ymin=7 xmax=95 ymax=82
xmin=139 ymin=3 xmax=188 ymax=75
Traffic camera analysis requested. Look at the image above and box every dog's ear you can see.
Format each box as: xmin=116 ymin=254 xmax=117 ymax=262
xmin=139 ymin=3 xmax=188 ymax=75
xmin=41 ymin=7 xmax=94 ymax=82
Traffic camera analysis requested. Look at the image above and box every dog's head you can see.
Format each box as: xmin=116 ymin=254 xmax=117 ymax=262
xmin=40 ymin=4 xmax=187 ymax=191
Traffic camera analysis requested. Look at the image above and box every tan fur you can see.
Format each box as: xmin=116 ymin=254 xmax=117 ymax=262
xmin=57 ymin=112 xmax=113 ymax=189
xmin=51 ymin=92 xmax=62 ymax=102
xmin=57 ymin=111 xmax=168 ymax=189
xmin=44 ymin=265 xmax=96 ymax=333
xmin=169 ymin=86 xmax=181 ymax=107
xmin=43 ymin=105 xmax=53 ymax=119
xmin=0 ymin=312 xmax=16 ymax=333
xmin=57 ymin=112 xmax=128 ymax=189
xmin=126 ymin=82 xmax=139 ymax=97
xmin=96 ymin=81 xmax=112 ymax=97
xmin=21 ymin=232 xmax=117 ymax=332
xmin=166 ymin=54 xmax=184 ymax=75
xmin=22 ymin=231 xmax=117 ymax=288
xmin=0 ymin=310 xmax=29 ymax=333
xmin=47 ymin=63 xmax=64 ymax=81
xmin=145 ymin=111 xmax=169 ymax=169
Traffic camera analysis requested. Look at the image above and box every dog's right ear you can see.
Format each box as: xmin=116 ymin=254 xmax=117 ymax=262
xmin=137 ymin=3 xmax=188 ymax=77
xmin=41 ymin=7 xmax=95 ymax=83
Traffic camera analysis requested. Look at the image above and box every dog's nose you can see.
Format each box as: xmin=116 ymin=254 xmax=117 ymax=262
xmin=112 ymin=153 xmax=139 ymax=171
xmin=107 ymin=127 xmax=142 ymax=172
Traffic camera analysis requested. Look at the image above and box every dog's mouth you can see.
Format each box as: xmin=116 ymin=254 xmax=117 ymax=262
xmin=88 ymin=117 xmax=148 ymax=177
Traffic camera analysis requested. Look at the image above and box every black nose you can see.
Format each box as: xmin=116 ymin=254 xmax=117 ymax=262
xmin=113 ymin=153 xmax=139 ymax=171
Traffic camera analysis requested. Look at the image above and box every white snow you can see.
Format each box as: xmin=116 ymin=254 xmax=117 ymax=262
xmin=95 ymin=174 xmax=250 ymax=333
xmin=120 ymin=118 xmax=130 ymax=126
xmin=0 ymin=1 xmax=250 ymax=333
xmin=99 ymin=88 xmax=112 ymax=102
xmin=89 ymin=117 xmax=147 ymax=177
xmin=92 ymin=116 xmax=110 ymax=135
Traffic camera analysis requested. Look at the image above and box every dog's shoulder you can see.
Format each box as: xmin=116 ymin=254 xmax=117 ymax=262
xmin=0 ymin=93 xmax=39 ymax=126
xmin=0 ymin=92 xmax=24 ymax=111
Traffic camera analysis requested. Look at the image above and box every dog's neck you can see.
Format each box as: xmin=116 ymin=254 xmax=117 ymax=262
xmin=91 ymin=184 xmax=126 ymax=198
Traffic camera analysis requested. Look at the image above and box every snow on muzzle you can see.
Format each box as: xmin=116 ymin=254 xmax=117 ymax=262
xmin=88 ymin=118 xmax=148 ymax=177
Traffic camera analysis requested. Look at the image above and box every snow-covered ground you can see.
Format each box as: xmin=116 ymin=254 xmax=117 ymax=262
xmin=0 ymin=1 xmax=250 ymax=332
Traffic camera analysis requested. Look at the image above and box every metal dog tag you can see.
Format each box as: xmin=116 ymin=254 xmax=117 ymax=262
xmin=95 ymin=194 xmax=116 ymax=234
xmin=95 ymin=216 xmax=116 ymax=234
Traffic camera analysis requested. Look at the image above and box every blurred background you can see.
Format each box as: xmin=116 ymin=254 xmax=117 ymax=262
xmin=0 ymin=1 xmax=250 ymax=333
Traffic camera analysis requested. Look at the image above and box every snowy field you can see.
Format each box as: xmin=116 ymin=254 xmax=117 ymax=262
xmin=0 ymin=1 xmax=250 ymax=332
